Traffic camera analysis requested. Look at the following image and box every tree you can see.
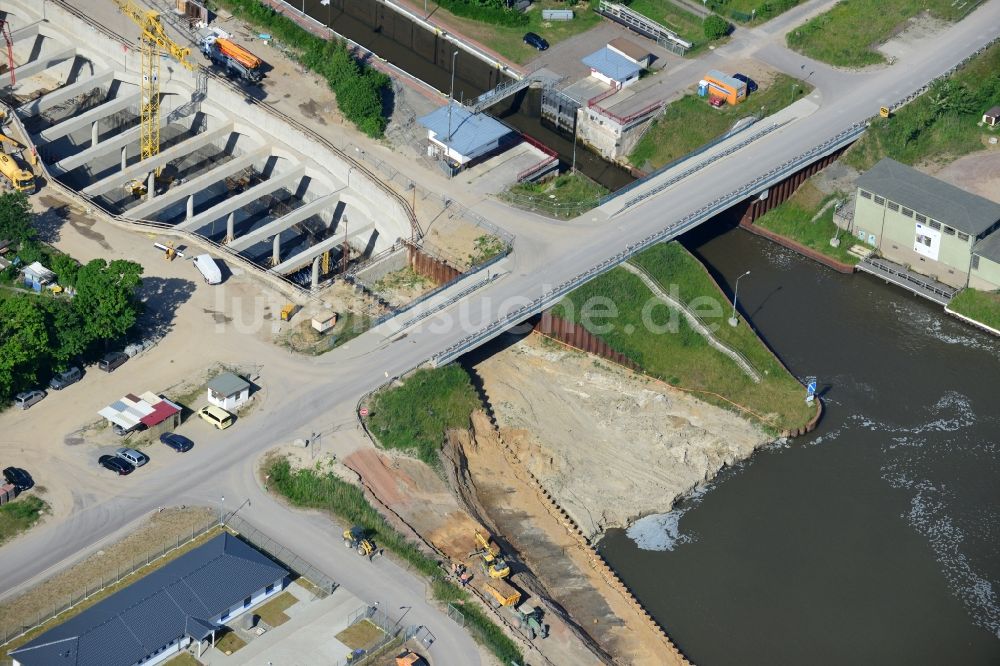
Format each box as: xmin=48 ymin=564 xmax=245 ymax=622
xmin=0 ymin=191 xmax=35 ymax=247
xmin=703 ymin=15 xmax=730 ymax=40
xmin=0 ymin=297 xmax=49 ymax=402
xmin=48 ymin=253 xmax=80 ymax=288
xmin=40 ymin=299 xmax=88 ymax=366
xmin=72 ymin=259 xmax=144 ymax=345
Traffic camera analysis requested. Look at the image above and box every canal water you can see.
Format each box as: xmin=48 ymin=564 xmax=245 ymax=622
xmin=296 ymin=0 xmax=635 ymax=190
xmin=598 ymin=220 xmax=1000 ymax=664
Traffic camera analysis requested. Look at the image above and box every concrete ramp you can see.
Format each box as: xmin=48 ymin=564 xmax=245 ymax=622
xmin=228 ymin=191 xmax=341 ymax=252
xmin=271 ymin=223 xmax=375 ymax=275
xmin=176 ymin=165 xmax=305 ymax=233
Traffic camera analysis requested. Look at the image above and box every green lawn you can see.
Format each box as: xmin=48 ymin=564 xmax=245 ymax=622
xmin=619 ymin=0 xmax=707 ymax=48
xmin=949 ymin=288 xmax=1000 ymax=331
xmin=845 ymin=42 xmax=1000 ymax=171
xmin=553 ymin=242 xmax=815 ymax=432
xmin=428 ymin=0 xmax=604 ymax=64
xmin=630 ymin=73 xmax=811 ymax=170
xmin=367 ymin=365 xmax=481 ymax=465
xmin=786 ymin=0 xmax=979 ymax=67
xmin=505 ymin=171 xmax=609 ymax=218
xmin=711 ymin=0 xmax=800 ymax=20
xmin=0 ymin=495 xmax=47 ymax=546
xmin=755 ymin=182 xmax=873 ymax=265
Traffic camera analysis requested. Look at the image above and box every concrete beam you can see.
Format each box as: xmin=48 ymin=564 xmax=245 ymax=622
xmin=9 ymin=24 xmax=40 ymax=45
xmin=175 ymin=166 xmax=305 ymax=233
xmin=19 ymin=69 xmax=114 ymax=117
xmin=271 ymin=223 xmax=376 ymax=275
xmin=227 ymin=192 xmax=341 ymax=253
xmin=51 ymin=111 xmax=169 ymax=174
xmin=125 ymin=147 xmax=269 ymax=220
xmin=37 ymin=92 xmax=140 ymax=143
xmin=0 ymin=48 xmax=76 ymax=88
xmin=81 ymin=123 xmax=233 ymax=196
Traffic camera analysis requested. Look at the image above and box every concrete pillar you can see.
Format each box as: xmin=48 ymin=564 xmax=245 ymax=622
xmin=312 ymin=255 xmax=320 ymax=289
xmin=120 ymin=146 xmax=127 ymax=171
xmin=272 ymin=235 xmax=281 ymax=266
xmin=146 ymin=171 xmax=155 ymax=202
xmin=91 ymin=121 xmax=99 ymax=148
xmin=186 ymin=195 xmax=194 ymax=221
xmin=226 ymin=211 xmax=235 ymax=242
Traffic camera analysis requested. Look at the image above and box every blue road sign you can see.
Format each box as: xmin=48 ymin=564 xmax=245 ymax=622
xmin=807 ymin=381 xmax=817 ymax=395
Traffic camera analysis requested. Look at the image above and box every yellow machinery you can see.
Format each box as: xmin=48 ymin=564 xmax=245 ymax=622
xmin=112 ymin=0 xmax=194 ymax=173
xmin=484 ymin=577 xmax=521 ymax=608
xmin=469 ymin=530 xmax=511 ymax=579
xmin=0 ymin=152 xmax=32 ymax=192
xmin=124 ymin=178 xmax=147 ymax=197
xmin=280 ymin=303 xmax=296 ymax=321
xmin=343 ymin=526 xmax=375 ymax=558
xmin=394 ymin=651 xmax=428 ymax=666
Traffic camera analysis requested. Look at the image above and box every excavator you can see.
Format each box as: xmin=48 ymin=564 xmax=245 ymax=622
xmin=343 ymin=525 xmax=375 ymax=559
xmin=468 ymin=530 xmax=510 ymax=579
xmin=0 ymin=128 xmax=35 ymax=193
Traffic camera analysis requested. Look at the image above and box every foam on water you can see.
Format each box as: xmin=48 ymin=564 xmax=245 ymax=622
xmin=626 ymin=485 xmax=710 ymax=552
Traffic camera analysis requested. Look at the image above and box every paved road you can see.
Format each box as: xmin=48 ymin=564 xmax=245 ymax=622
xmin=2 ymin=0 xmax=999 ymax=662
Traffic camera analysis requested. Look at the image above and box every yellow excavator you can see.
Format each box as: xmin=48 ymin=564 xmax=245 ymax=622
xmin=343 ymin=525 xmax=375 ymax=559
xmin=469 ymin=530 xmax=511 ymax=579
xmin=0 ymin=131 xmax=34 ymax=193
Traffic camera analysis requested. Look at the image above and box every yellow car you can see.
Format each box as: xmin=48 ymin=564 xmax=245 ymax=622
xmin=197 ymin=405 xmax=234 ymax=430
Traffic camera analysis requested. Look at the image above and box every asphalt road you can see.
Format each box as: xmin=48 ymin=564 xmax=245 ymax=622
xmin=3 ymin=0 xmax=999 ymax=663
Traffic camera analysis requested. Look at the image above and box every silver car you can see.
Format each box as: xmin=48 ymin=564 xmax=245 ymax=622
xmin=14 ymin=390 xmax=46 ymax=410
xmin=115 ymin=447 xmax=149 ymax=468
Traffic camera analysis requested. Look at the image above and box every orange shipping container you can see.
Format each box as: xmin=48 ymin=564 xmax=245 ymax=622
xmin=216 ymin=38 xmax=262 ymax=70
xmin=703 ymin=70 xmax=746 ymax=105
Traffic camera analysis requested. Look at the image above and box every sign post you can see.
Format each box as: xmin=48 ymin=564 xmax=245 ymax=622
xmin=805 ymin=376 xmax=817 ymax=404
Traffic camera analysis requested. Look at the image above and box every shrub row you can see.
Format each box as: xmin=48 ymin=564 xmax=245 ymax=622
xmin=434 ymin=0 xmax=530 ymax=27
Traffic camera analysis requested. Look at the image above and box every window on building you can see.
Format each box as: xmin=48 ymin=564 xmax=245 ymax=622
xmin=874 ymin=195 xmax=885 ymax=205
xmin=244 ymin=596 xmax=252 ymax=608
xmin=972 ymin=255 xmax=980 ymax=270
xmin=915 ymin=213 xmax=927 ymax=223
xmin=958 ymin=232 xmax=969 ymax=241
xmin=221 ymin=611 xmax=230 ymax=621
xmin=860 ymin=190 xmax=872 ymax=199
xmin=887 ymin=202 xmax=900 ymax=212
xmin=266 ymin=583 xmax=275 ymax=594
xmin=929 ymin=221 xmax=941 ymax=230
xmin=901 ymin=208 xmax=913 ymax=217
xmin=943 ymin=226 xmax=956 ymax=235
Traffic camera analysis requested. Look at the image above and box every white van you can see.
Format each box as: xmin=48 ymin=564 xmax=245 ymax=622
xmin=194 ymin=254 xmax=222 ymax=285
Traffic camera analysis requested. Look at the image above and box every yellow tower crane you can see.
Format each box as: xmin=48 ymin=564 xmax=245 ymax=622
xmin=112 ymin=0 xmax=194 ymax=174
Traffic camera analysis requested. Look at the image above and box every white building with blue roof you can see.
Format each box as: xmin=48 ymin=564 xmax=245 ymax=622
xmin=582 ymin=46 xmax=642 ymax=89
xmin=11 ymin=533 xmax=289 ymax=666
xmin=418 ymin=102 xmax=516 ymax=168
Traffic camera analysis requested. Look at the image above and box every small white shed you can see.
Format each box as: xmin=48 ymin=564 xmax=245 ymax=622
xmin=207 ymin=371 xmax=250 ymax=411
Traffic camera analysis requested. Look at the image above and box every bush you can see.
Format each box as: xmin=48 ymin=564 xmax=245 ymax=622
xmin=434 ymin=0 xmax=529 ymax=27
xmin=703 ymin=14 xmax=730 ymax=39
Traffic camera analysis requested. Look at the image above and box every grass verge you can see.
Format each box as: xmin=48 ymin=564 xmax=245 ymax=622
xmin=0 ymin=496 xmax=48 ymax=546
xmin=428 ymin=0 xmax=604 ymax=64
xmin=165 ymin=653 xmax=203 ymax=666
xmin=367 ymin=366 xmax=480 ymax=466
xmin=254 ymin=590 xmax=297 ymax=627
xmin=619 ymin=0 xmax=708 ymax=49
xmin=754 ymin=181 xmax=873 ymax=265
xmin=504 ymin=171 xmax=609 ymax=219
xmin=844 ymin=42 xmax=1000 ymax=171
xmin=630 ymin=73 xmax=810 ymax=170
xmin=786 ymin=0 xmax=977 ymax=68
xmin=553 ymin=241 xmax=814 ymax=431
xmin=336 ymin=619 xmax=386 ymax=650
xmin=216 ymin=631 xmax=246 ymax=653
xmin=265 ymin=457 xmax=523 ymax=664
xmin=707 ymin=0 xmax=801 ymax=23
xmin=948 ymin=288 xmax=1000 ymax=331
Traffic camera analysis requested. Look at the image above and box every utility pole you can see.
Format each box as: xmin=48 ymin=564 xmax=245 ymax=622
xmin=447 ymin=50 xmax=458 ymax=144
xmin=341 ymin=214 xmax=350 ymax=275
xmin=728 ymin=270 xmax=750 ymax=327
xmin=571 ymin=113 xmax=579 ymax=172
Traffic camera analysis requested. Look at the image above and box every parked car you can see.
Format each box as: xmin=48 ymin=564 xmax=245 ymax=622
xmin=709 ymin=96 xmax=724 ymax=108
xmin=197 ymin=405 xmax=234 ymax=430
xmin=732 ymin=73 xmax=758 ymax=93
xmin=116 ymin=447 xmax=149 ymax=468
xmin=99 ymin=454 xmax=134 ymax=475
xmin=14 ymin=389 xmax=45 ymax=410
xmin=523 ymin=32 xmax=548 ymax=51
xmin=160 ymin=432 xmax=193 ymax=453
xmin=2 ymin=466 xmax=32 ymax=490
xmin=98 ymin=352 xmax=129 ymax=373
xmin=49 ymin=367 xmax=82 ymax=390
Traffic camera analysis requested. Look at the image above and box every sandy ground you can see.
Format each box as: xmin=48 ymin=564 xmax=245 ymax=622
xmin=926 ymin=147 xmax=1000 ymax=203
xmin=0 ymin=506 xmax=216 ymax=641
xmin=877 ymin=14 xmax=953 ymax=63
xmin=474 ymin=335 xmax=771 ymax=540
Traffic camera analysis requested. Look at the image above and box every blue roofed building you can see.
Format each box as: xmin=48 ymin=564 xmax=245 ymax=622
xmin=582 ymin=46 xmax=642 ymax=89
xmin=11 ymin=533 xmax=289 ymax=666
xmin=418 ymin=102 xmax=516 ymax=169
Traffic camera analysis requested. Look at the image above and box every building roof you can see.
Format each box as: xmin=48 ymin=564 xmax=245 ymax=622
xmin=418 ymin=103 xmax=512 ymax=159
xmin=705 ymin=69 xmax=744 ymax=91
xmin=98 ymin=392 xmax=179 ymax=431
xmin=856 ymin=158 xmax=1000 ymax=236
xmin=984 ymin=105 xmax=1000 ymax=118
xmin=582 ymin=46 xmax=642 ymax=82
xmin=140 ymin=399 xmax=181 ymax=428
xmin=973 ymin=230 xmax=1000 ymax=264
xmin=207 ymin=371 xmax=250 ymax=397
xmin=22 ymin=261 xmax=55 ymax=283
xmin=607 ymin=37 xmax=651 ymax=63
xmin=11 ymin=533 xmax=288 ymax=666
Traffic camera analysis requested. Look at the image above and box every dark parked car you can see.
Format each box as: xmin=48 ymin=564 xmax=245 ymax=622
xmin=732 ymin=73 xmax=758 ymax=93
xmin=98 ymin=352 xmax=129 ymax=373
xmin=14 ymin=389 xmax=45 ymax=410
xmin=523 ymin=32 xmax=549 ymax=51
xmin=160 ymin=432 xmax=193 ymax=453
xmin=49 ymin=367 xmax=82 ymax=390
xmin=2 ymin=467 xmax=32 ymax=490
xmin=99 ymin=454 xmax=134 ymax=476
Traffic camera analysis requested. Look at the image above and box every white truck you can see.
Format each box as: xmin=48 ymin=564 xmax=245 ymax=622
xmin=193 ymin=254 xmax=222 ymax=285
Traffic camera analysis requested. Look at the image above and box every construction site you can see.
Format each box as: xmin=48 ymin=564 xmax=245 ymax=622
xmin=0 ymin=0 xmax=413 ymax=290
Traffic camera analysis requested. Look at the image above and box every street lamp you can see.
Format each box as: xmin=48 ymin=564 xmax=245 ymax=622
xmin=728 ymin=270 xmax=750 ymax=327
xmin=447 ymin=50 xmax=459 ymax=143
